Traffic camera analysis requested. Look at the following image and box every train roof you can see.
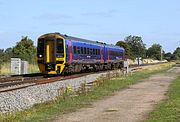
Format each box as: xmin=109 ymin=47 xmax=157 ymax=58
xmin=57 ymin=33 xmax=104 ymax=45
xmin=57 ymin=33 xmax=124 ymax=50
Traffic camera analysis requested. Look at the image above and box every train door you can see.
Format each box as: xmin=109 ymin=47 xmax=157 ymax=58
xmin=66 ymin=40 xmax=72 ymax=63
xmin=99 ymin=45 xmax=105 ymax=63
xmin=45 ymin=40 xmax=56 ymax=63
xmin=104 ymin=46 xmax=108 ymax=62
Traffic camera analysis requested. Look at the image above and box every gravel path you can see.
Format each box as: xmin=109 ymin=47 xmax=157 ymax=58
xmin=54 ymin=66 xmax=180 ymax=122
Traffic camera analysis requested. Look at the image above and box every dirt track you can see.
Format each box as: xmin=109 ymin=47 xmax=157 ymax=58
xmin=54 ymin=66 xmax=180 ymax=122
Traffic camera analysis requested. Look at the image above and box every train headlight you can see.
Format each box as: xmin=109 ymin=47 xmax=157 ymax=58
xmin=39 ymin=54 xmax=43 ymax=58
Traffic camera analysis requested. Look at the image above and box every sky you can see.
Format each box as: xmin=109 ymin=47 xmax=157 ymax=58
xmin=0 ymin=0 xmax=180 ymax=53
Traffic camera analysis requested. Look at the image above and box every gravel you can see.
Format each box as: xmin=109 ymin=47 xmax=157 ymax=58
xmin=0 ymin=70 xmax=123 ymax=113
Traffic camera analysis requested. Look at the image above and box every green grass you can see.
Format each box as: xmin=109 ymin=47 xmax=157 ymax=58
xmin=0 ymin=63 xmax=174 ymax=122
xmin=0 ymin=63 xmax=11 ymax=75
xmin=28 ymin=63 xmax=40 ymax=74
xmin=145 ymin=76 xmax=180 ymax=122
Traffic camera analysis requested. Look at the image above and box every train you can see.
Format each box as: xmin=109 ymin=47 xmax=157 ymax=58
xmin=37 ymin=33 xmax=125 ymax=75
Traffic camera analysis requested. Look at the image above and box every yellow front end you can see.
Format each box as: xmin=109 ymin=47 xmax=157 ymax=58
xmin=37 ymin=33 xmax=66 ymax=75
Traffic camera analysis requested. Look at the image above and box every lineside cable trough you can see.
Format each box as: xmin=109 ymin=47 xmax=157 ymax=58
xmin=11 ymin=58 xmax=28 ymax=75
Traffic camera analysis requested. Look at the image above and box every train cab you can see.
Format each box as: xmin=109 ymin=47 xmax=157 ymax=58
xmin=37 ymin=33 xmax=66 ymax=74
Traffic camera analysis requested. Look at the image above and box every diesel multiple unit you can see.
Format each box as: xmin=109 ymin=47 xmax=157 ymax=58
xmin=37 ymin=33 xmax=125 ymax=75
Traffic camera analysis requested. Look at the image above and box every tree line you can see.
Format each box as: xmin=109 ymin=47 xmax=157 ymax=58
xmin=0 ymin=36 xmax=36 ymax=69
xmin=116 ymin=35 xmax=180 ymax=61
xmin=0 ymin=35 xmax=179 ymax=69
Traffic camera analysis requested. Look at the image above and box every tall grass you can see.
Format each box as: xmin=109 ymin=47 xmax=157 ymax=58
xmin=0 ymin=62 xmax=39 ymax=75
xmin=28 ymin=63 xmax=39 ymax=74
xmin=0 ymin=63 xmax=11 ymax=75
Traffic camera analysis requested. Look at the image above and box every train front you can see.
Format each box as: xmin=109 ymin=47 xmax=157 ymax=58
xmin=37 ymin=33 xmax=66 ymax=75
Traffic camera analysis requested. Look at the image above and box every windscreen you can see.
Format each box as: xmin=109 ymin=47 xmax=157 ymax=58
xmin=37 ymin=38 xmax=44 ymax=57
xmin=56 ymin=39 xmax=64 ymax=57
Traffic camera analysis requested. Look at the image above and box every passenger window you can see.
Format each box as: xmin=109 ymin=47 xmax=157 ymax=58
xmin=73 ymin=46 xmax=77 ymax=54
xmin=120 ymin=52 xmax=123 ymax=56
xmin=81 ymin=47 xmax=84 ymax=54
xmin=97 ymin=49 xmax=100 ymax=55
xmin=93 ymin=49 xmax=95 ymax=55
xmin=90 ymin=48 xmax=93 ymax=55
xmin=96 ymin=49 xmax=98 ymax=55
xmin=84 ymin=47 xmax=87 ymax=54
xmin=87 ymin=48 xmax=90 ymax=54
xmin=77 ymin=46 xmax=80 ymax=54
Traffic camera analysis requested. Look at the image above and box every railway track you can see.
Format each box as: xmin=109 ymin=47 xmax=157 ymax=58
xmin=0 ymin=62 xmax=168 ymax=93
xmin=0 ymin=75 xmax=43 ymax=92
xmin=0 ymin=69 xmax=125 ymax=93
xmin=0 ymin=71 xmax=97 ymax=93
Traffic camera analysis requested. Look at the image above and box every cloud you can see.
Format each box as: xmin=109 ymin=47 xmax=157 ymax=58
xmin=81 ymin=9 xmax=118 ymax=17
xmin=33 ymin=13 xmax=72 ymax=20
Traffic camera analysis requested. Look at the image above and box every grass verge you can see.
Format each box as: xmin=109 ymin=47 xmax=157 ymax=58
xmin=0 ymin=63 xmax=174 ymax=122
xmin=145 ymin=75 xmax=180 ymax=122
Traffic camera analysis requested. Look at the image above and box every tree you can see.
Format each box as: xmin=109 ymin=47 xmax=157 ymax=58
xmin=146 ymin=44 xmax=162 ymax=60
xmin=124 ymin=35 xmax=146 ymax=59
xmin=3 ymin=48 xmax=13 ymax=62
xmin=12 ymin=36 xmax=36 ymax=63
xmin=116 ymin=41 xmax=132 ymax=59
xmin=0 ymin=49 xmax=4 ymax=72
xmin=173 ymin=47 xmax=180 ymax=60
xmin=0 ymin=49 xmax=4 ymax=57
xmin=164 ymin=52 xmax=176 ymax=61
